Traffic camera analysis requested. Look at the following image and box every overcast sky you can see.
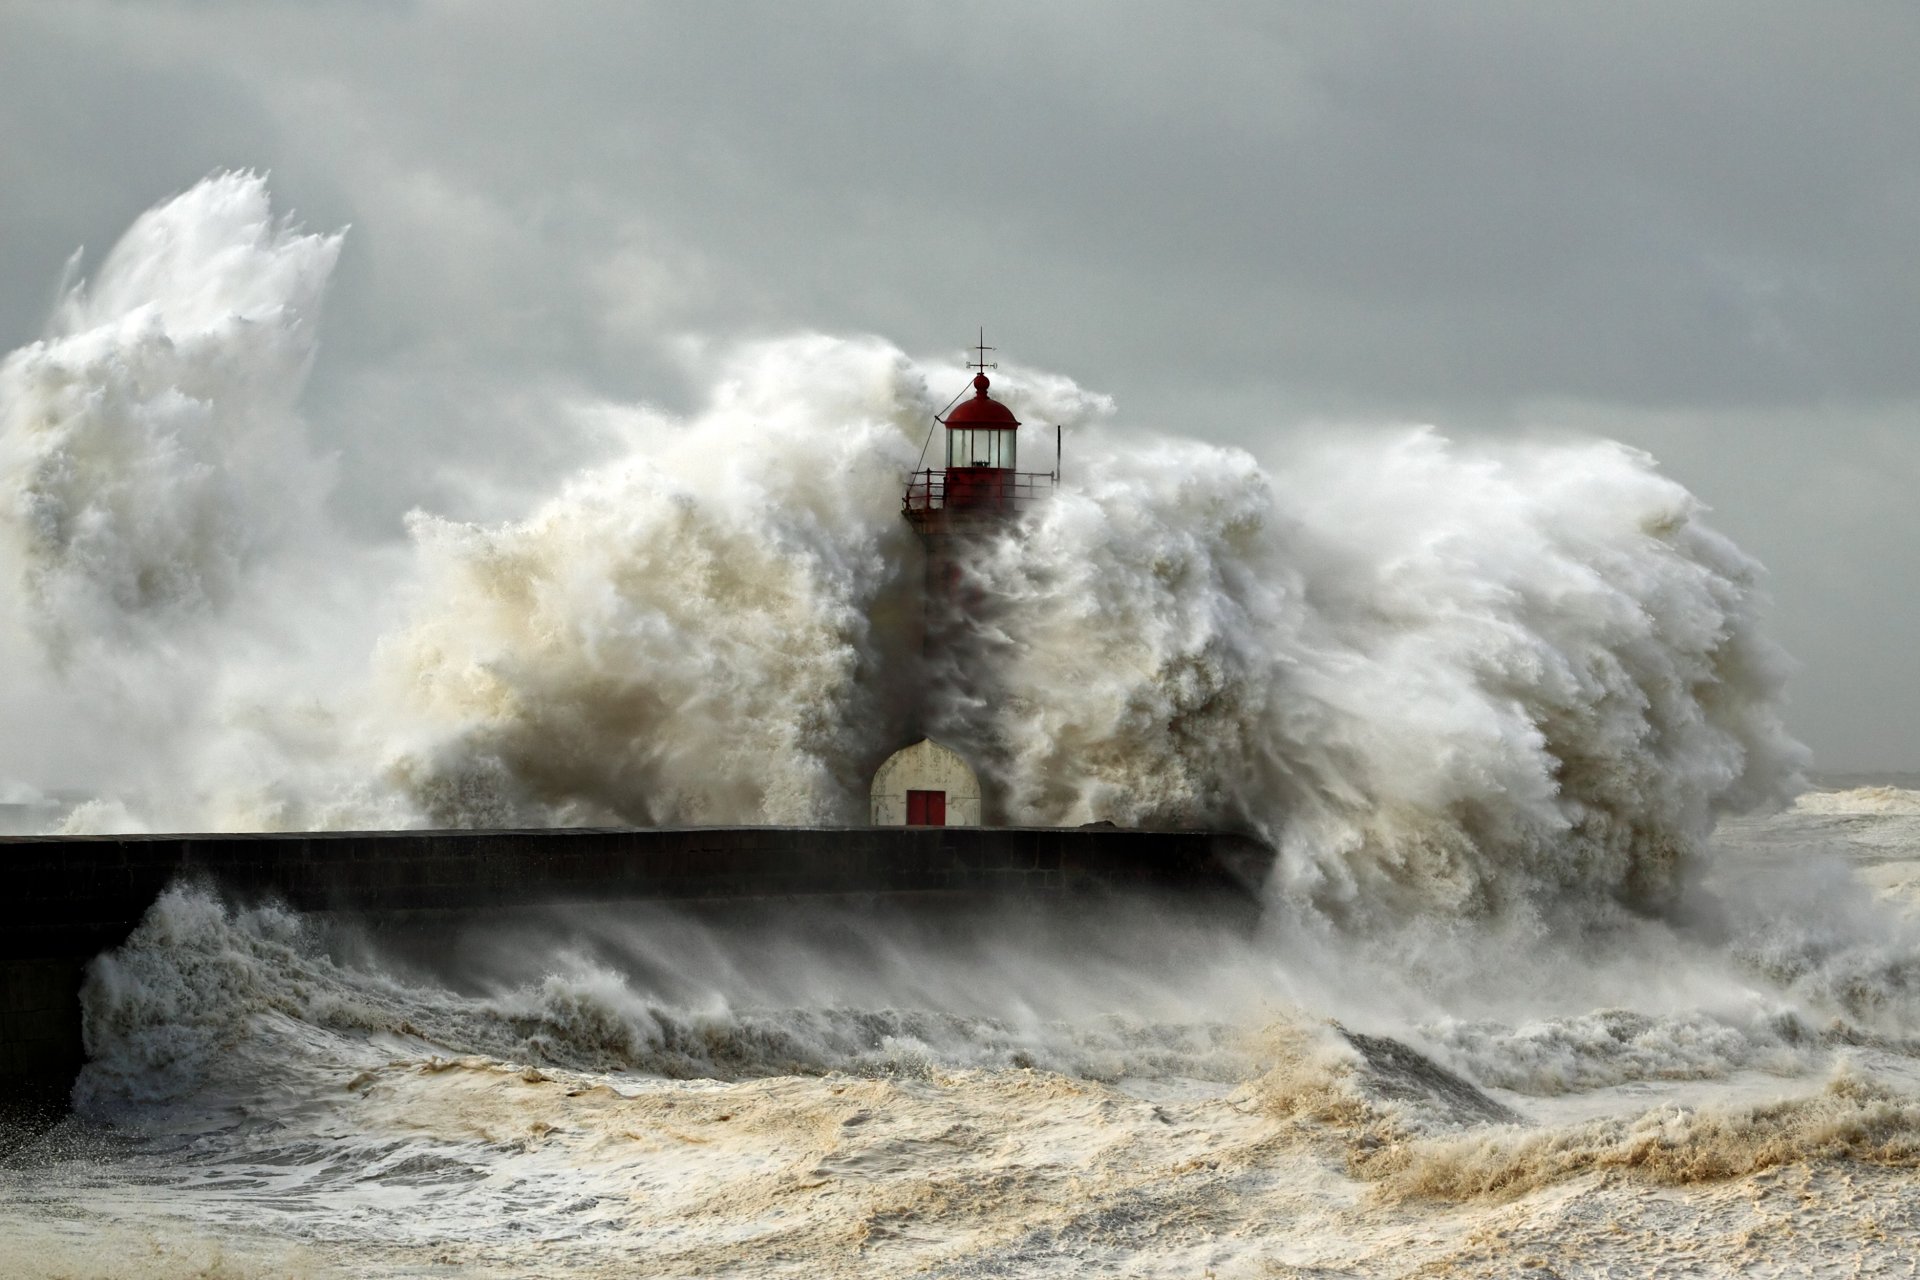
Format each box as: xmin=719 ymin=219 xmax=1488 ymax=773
xmin=4 ymin=0 xmax=1917 ymax=770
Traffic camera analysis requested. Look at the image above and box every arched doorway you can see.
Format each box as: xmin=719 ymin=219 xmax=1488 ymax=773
xmin=869 ymin=739 xmax=982 ymax=827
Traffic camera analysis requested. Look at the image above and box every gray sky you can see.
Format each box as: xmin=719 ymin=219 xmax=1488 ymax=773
xmin=4 ymin=0 xmax=1917 ymax=770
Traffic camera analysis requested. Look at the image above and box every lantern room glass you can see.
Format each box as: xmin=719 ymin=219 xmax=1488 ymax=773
xmin=946 ymin=427 xmax=1017 ymax=470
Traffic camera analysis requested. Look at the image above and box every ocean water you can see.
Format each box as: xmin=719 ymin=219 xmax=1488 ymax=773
xmin=1 ymin=175 xmax=1902 ymax=1276
xmin=3 ymin=784 xmax=1920 ymax=1277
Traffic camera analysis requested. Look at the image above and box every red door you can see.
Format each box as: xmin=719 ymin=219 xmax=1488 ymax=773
xmin=906 ymin=789 xmax=946 ymax=826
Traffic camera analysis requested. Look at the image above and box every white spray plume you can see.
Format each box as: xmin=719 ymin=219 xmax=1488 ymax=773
xmin=951 ymin=428 xmax=1804 ymax=922
xmin=372 ymin=335 xmax=930 ymax=827
xmin=0 ymin=171 xmax=339 ymax=658
xmin=0 ymin=173 xmax=1805 ymax=922
xmin=0 ymin=173 xmax=351 ymax=821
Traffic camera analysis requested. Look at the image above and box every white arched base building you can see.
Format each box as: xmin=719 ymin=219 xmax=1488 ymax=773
xmin=869 ymin=738 xmax=982 ymax=827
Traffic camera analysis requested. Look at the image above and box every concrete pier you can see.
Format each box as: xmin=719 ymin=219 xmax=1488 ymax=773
xmin=0 ymin=825 xmax=1270 ymax=1103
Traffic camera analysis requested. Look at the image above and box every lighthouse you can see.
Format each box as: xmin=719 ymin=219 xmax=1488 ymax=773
xmin=902 ymin=331 xmax=1058 ymax=605
xmin=873 ymin=334 xmax=1058 ymax=827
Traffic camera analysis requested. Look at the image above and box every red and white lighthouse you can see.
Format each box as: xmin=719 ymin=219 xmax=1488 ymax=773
xmin=902 ymin=331 xmax=1057 ymax=550
xmin=874 ymin=335 xmax=1059 ymax=827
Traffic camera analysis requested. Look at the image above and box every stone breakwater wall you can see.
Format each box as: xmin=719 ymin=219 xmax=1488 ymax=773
xmin=0 ymin=825 xmax=1271 ymax=1099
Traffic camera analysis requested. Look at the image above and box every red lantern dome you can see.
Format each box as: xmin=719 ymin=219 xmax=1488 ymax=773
xmin=940 ymin=371 xmax=1021 ymax=476
xmin=941 ymin=373 xmax=1021 ymax=429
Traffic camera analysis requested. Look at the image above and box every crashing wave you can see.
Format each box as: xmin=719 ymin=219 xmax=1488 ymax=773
xmin=0 ymin=173 xmax=1804 ymax=919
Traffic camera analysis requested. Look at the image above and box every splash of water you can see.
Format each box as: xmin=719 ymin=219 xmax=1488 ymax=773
xmin=0 ymin=171 xmax=338 ymax=657
xmin=372 ymin=335 xmax=932 ymax=827
xmin=0 ymin=173 xmax=1804 ymax=921
xmin=945 ymin=428 xmax=1804 ymax=921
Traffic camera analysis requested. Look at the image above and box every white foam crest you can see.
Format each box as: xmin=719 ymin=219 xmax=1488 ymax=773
xmin=76 ymin=886 xmax=348 ymax=1115
xmin=0 ymin=171 xmax=338 ymax=657
xmin=1419 ymin=1007 xmax=1817 ymax=1096
xmin=0 ymin=174 xmax=361 ymax=825
xmin=368 ymin=335 xmax=929 ymax=825
xmin=1796 ymin=786 xmax=1920 ymax=815
xmin=949 ymin=428 xmax=1803 ymax=921
xmin=75 ymin=887 xmax=1261 ymax=1118
xmin=495 ymin=965 xmax=1245 ymax=1083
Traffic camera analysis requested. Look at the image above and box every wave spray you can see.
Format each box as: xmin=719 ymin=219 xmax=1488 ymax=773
xmin=0 ymin=174 xmax=1803 ymax=924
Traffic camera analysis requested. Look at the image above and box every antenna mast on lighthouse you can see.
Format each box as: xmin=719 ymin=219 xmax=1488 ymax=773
xmin=967 ymin=328 xmax=996 ymax=376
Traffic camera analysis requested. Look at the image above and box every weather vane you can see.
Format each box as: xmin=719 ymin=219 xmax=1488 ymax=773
xmin=967 ymin=327 xmax=997 ymax=373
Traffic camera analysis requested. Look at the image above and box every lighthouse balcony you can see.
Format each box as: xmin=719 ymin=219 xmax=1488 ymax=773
xmin=902 ymin=467 xmax=1056 ymax=527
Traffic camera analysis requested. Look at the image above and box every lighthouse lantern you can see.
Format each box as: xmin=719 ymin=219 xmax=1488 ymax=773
xmin=940 ymin=372 xmax=1021 ymax=511
xmin=943 ymin=373 xmax=1020 ymax=470
xmin=902 ymin=332 xmax=1053 ymax=528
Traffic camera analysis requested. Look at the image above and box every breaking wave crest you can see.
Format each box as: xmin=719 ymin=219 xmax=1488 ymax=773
xmin=0 ymin=173 xmax=1806 ymax=921
xmin=0 ymin=171 xmax=337 ymax=658
xmin=949 ymin=430 xmax=1802 ymax=920
xmin=1234 ymin=1014 xmax=1920 ymax=1204
xmin=374 ymin=336 xmax=930 ymax=828
xmin=1796 ymin=786 xmax=1920 ymax=816
xmin=74 ymin=886 xmax=1256 ymax=1119
xmin=1365 ymin=1066 xmax=1920 ymax=1202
